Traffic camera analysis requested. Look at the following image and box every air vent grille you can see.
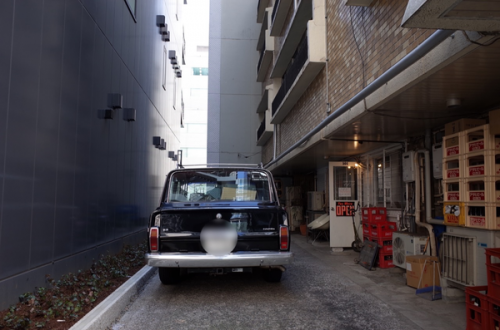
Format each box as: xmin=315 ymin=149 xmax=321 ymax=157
xmin=442 ymin=233 xmax=476 ymax=286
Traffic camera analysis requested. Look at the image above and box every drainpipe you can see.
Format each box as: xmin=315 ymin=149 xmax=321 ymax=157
xmin=265 ymin=29 xmax=455 ymax=169
xmin=425 ymin=128 xmax=444 ymax=225
xmin=273 ymin=125 xmax=277 ymax=160
xmin=414 ymin=150 xmax=437 ymax=256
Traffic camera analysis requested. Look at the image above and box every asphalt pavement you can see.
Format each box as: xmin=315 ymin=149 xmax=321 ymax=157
xmin=111 ymin=234 xmax=465 ymax=330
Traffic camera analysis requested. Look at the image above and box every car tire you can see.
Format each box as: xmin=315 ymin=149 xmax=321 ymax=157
xmin=158 ymin=267 xmax=181 ymax=285
xmin=262 ymin=268 xmax=282 ymax=282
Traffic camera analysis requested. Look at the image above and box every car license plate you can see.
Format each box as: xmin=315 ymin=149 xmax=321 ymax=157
xmin=232 ymin=268 xmax=243 ymax=272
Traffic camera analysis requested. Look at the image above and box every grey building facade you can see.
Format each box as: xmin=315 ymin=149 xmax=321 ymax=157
xmin=207 ymin=0 xmax=262 ymax=165
xmin=0 ymin=0 xmax=183 ymax=308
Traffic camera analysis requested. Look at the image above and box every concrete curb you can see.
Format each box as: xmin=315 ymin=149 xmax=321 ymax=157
xmin=70 ymin=265 xmax=156 ymax=330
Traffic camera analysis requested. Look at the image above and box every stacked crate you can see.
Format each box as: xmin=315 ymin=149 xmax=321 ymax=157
xmin=465 ymin=248 xmax=500 ymax=330
xmin=442 ymin=124 xmax=500 ymax=230
xmin=463 ymin=125 xmax=500 ymax=230
xmin=443 ymin=131 xmax=466 ymax=226
xmin=361 ymin=207 xmax=397 ymax=268
xmin=486 ymin=248 xmax=500 ymax=329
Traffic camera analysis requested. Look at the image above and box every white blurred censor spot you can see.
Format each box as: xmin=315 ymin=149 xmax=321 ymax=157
xmin=200 ymin=224 xmax=237 ymax=256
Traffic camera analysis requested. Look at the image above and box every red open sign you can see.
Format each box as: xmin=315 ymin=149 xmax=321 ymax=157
xmin=336 ymin=202 xmax=355 ymax=217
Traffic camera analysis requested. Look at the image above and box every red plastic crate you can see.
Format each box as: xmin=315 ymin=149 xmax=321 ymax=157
xmin=489 ymin=297 xmax=500 ymax=330
xmin=369 ymin=221 xmax=397 ymax=239
xmin=362 ymin=222 xmax=370 ymax=238
xmin=361 ymin=207 xmax=387 ymax=223
xmin=486 ymin=248 xmax=500 ymax=267
xmin=487 ymin=264 xmax=500 ymax=299
xmin=376 ymin=251 xmax=394 ymax=269
xmin=369 ymin=236 xmax=392 ymax=254
xmin=467 ymin=304 xmax=490 ymax=330
xmin=466 ymin=286 xmax=490 ymax=311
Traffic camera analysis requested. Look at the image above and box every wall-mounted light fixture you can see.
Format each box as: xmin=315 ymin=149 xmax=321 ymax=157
xmin=107 ymin=93 xmax=123 ymax=109
xmin=98 ymin=109 xmax=114 ymax=119
xmin=98 ymin=93 xmax=136 ymax=122
xmin=156 ymin=15 xmax=170 ymax=42
xmin=169 ymin=50 xmax=178 ymax=65
xmin=153 ymin=136 xmax=161 ymax=147
xmin=153 ymin=137 xmax=167 ymax=150
xmin=123 ymin=108 xmax=136 ymax=122
xmin=156 ymin=15 xmax=166 ymax=27
xmin=447 ymin=98 xmax=461 ymax=109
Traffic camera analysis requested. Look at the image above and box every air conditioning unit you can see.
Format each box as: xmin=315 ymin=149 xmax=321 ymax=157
xmin=392 ymin=232 xmax=430 ymax=268
xmin=443 ymin=226 xmax=500 ymax=286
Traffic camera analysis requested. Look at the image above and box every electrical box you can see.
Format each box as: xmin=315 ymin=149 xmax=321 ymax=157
xmin=432 ymin=144 xmax=443 ymax=179
xmin=402 ymin=151 xmax=415 ymax=182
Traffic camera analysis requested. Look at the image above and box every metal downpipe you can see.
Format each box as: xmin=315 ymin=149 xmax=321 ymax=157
xmin=415 ymin=150 xmax=437 ymax=257
xmin=265 ymin=29 xmax=455 ymax=169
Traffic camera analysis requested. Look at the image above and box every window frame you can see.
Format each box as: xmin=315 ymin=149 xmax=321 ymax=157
xmin=124 ymin=0 xmax=137 ymax=22
xmin=162 ymin=46 xmax=167 ymax=91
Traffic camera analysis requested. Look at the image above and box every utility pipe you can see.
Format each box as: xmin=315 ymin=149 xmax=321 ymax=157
xmin=414 ymin=150 xmax=437 ymax=256
xmin=273 ymin=124 xmax=277 ymax=160
xmin=425 ymin=129 xmax=445 ymax=225
xmin=265 ymin=29 xmax=455 ymax=170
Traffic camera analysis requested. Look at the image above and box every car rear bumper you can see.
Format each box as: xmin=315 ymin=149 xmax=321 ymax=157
xmin=146 ymin=251 xmax=293 ymax=268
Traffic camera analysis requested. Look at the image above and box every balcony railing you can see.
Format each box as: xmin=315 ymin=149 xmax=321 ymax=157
xmin=257 ymin=47 xmax=265 ymax=72
xmin=271 ymin=0 xmax=280 ymax=23
xmin=272 ymin=35 xmax=308 ymax=116
xmin=257 ymin=118 xmax=266 ymax=141
xmin=257 ymin=0 xmax=268 ymax=23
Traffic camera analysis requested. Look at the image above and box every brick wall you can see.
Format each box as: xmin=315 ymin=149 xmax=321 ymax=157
xmin=262 ymin=0 xmax=434 ymax=159
xmin=262 ymin=138 xmax=274 ymax=163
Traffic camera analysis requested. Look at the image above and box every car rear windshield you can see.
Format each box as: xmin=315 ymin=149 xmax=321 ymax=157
xmin=167 ymin=169 xmax=272 ymax=202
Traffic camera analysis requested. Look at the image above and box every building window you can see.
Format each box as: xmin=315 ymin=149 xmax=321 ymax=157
xmin=124 ymin=0 xmax=137 ymax=19
xmin=192 ymin=67 xmax=208 ymax=76
xmin=375 ymin=152 xmax=403 ymax=208
xmin=173 ymin=78 xmax=177 ymax=110
xmin=182 ymin=27 xmax=186 ymax=65
xmin=180 ymin=91 xmax=185 ymax=128
xmin=162 ymin=46 xmax=167 ymax=90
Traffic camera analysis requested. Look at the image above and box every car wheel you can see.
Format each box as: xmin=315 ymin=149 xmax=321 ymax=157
xmin=158 ymin=267 xmax=181 ymax=285
xmin=262 ymin=268 xmax=282 ymax=282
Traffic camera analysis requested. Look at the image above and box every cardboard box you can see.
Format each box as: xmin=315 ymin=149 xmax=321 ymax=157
xmin=445 ymin=118 xmax=486 ymax=136
xmin=406 ymin=255 xmax=441 ymax=289
xmin=489 ymin=109 xmax=500 ymax=135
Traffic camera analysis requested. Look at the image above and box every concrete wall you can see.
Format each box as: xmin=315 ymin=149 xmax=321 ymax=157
xmin=0 ymin=0 xmax=183 ymax=308
xmin=208 ymin=0 xmax=262 ymax=165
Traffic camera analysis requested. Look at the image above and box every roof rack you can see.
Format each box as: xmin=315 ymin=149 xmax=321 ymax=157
xmin=178 ymin=163 xmax=264 ymax=169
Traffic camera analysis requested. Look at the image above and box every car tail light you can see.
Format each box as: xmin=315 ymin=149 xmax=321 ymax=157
xmin=279 ymin=226 xmax=289 ymax=250
xmin=150 ymin=227 xmax=159 ymax=252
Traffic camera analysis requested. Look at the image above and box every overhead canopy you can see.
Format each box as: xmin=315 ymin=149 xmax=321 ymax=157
xmin=402 ymin=0 xmax=500 ymax=31
xmin=268 ymin=32 xmax=500 ymax=175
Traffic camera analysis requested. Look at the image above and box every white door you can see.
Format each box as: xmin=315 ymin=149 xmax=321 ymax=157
xmin=329 ymin=162 xmax=360 ymax=249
